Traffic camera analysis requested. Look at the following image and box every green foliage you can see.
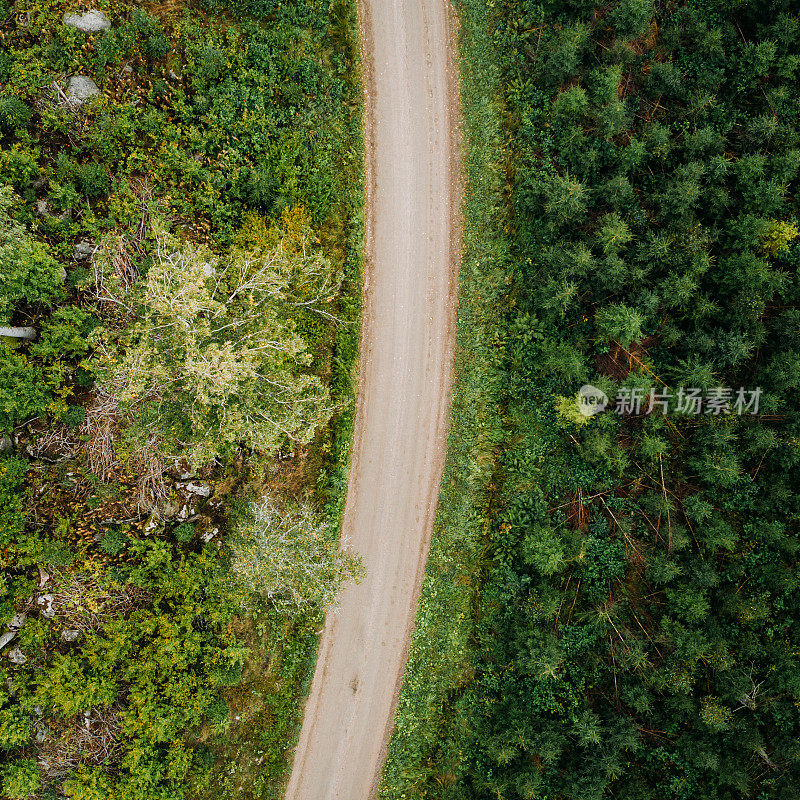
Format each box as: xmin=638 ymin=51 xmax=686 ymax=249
xmin=76 ymin=162 xmax=111 ymax=198
xmin=383 ymin=0 xmax=800 ymax=798
xmin=173 ymin=523 xmax=195 ymax=544
xmin=595 ymin=303 xmax=644 ymax=346
xmin=0 ymin=347 xmax=51 ymax=430
xmin=0 ymin=97 xmax=31 ymax=136
xmin=609 ymin=0 xmax=653 ymax=39
xmin=30 ymin=307 xmax=96 ymax=362
xmin=1 ymin=759 xmax=40 ymax=799
xmin=0 ymin=0 xmax=363 ymax=796
xmin=0 ymin=185 xmax=64 ymax=320
xmin=99 ymin=527 xmax=128 ymax=555
xmin=760 ymin=218 xmax=799 ymax=256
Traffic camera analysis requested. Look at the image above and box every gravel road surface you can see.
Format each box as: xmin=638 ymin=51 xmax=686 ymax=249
xmin=283 ymin=0 xmax=460 ymax=795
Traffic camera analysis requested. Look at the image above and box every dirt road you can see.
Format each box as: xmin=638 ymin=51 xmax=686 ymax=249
xmin=283 ymin=0 xmax=459 ymax=797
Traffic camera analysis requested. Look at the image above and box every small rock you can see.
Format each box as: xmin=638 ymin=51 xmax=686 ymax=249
xmin=38 ymin=567 xmax=50 ymax=588
xmin=36 ymin=727 xmax=47 ymax=743
xmin=63 ymin=9 xmax=111 ymax=32
xmin=8 ymin=647 xmax=27 ymax=665
xmin=185 ymin=481 xmax=211 ymax=498
xmin=34 ymin=705 xmax=42 ymax=716
xmin=66 ymin=75 xmax=101 ymax=103
xmin=73 ymin=239 xmax=97 ymax=260
xmin=37 ymin=594 xmax=56 ymax=619
xmin=60 ymin=629 xmax=80 ymax=642
xmin=0 ymin=436 xmax=13 ymax=452
xmin=143 ymin=514 xmax=161 ymax=535
xmin=36 ymin=199 xmax=49 ymax=216
xmin=201 ymin=527 xmax=220 ymax=544
xmin=8 ymin=613 xmax=26 ymax=630
xmin=0 ymin=632 xmax=15 ymax=650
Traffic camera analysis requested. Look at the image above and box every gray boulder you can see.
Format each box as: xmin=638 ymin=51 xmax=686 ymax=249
xmin=74 ymin=239 xmax=97 ymax=260
xmin=60 ymin=629 xmax=80 ymax=642
xmin=63 ymin=9 xmax=111 ymax=31
xmin=37 ymin=594 xmax=56 ymax=619
xmin=8 ymin=647 xmax=26 ymax=665
xmin=184 ymin=481 xmax=212 ymax=498
xmin=201 ymin=527 xmax=219 ymax=543
xmin=66 ymin=75 xmax=100 ymax=103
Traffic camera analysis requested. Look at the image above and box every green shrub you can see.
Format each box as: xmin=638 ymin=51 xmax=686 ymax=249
xmin=0 ymin=185 xmax=64 ymax=318
xmin=206 ymin=695 xmax=229 ymax=727
xmin=61 ymin=404 xmax=87 ymax=427
xmin=0 ymin=97 xmax=31 ymax=135
xmin=174 ymin=523 xmax=195 ymax=543
xmin=0 ymin=348 xmax=51 ymax=430
xmin=608 ymin=0 xmax=653 ymax=39
xmin=0 ymin=707 xmax=30 ymax=750
xmin=1 ymin=759 xmax=40 ymax=799
xmin=99 ymin=527 xmax=129 ymax=555
xmin=77 ymin=162 xmax=111 ymax=197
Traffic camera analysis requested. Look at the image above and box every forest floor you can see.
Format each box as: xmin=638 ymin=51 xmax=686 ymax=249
xmin=283 ymin=0 xmax=461 ymax=796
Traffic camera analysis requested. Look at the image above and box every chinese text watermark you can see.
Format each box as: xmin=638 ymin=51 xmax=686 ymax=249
xmin=578 ymin=384 xmax=762 ymax=418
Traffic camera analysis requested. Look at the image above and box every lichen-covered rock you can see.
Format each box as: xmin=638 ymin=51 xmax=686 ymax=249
xmin=184 ymin=481 xmax=212 ymax=497
xmin=66 ymin=75 xmax=100 ymax=103
xmin=63 ymin=9 xmax=111 ymax=31
xmin=37 ymin=594 xmax=56 ymax=619
xmin=74 ymin=239 xmax=97 ymax=260
xmin=8 ymin=647 xmax=26 ymax=665
xmin=0 ymin=632 xmax=16 ymax=650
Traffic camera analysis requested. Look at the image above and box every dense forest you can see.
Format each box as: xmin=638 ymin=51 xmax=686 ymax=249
xmin=383 ymin=0 xmax=800 ymax=798
xmin=0 ymin=0 xmax=362 ymax=798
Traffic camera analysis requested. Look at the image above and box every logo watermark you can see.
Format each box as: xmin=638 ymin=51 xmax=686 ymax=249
xmin=578 ymin=385 xmax=762 ymax=417
xmin=578 ymin=384 xmax=609 ymax=417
